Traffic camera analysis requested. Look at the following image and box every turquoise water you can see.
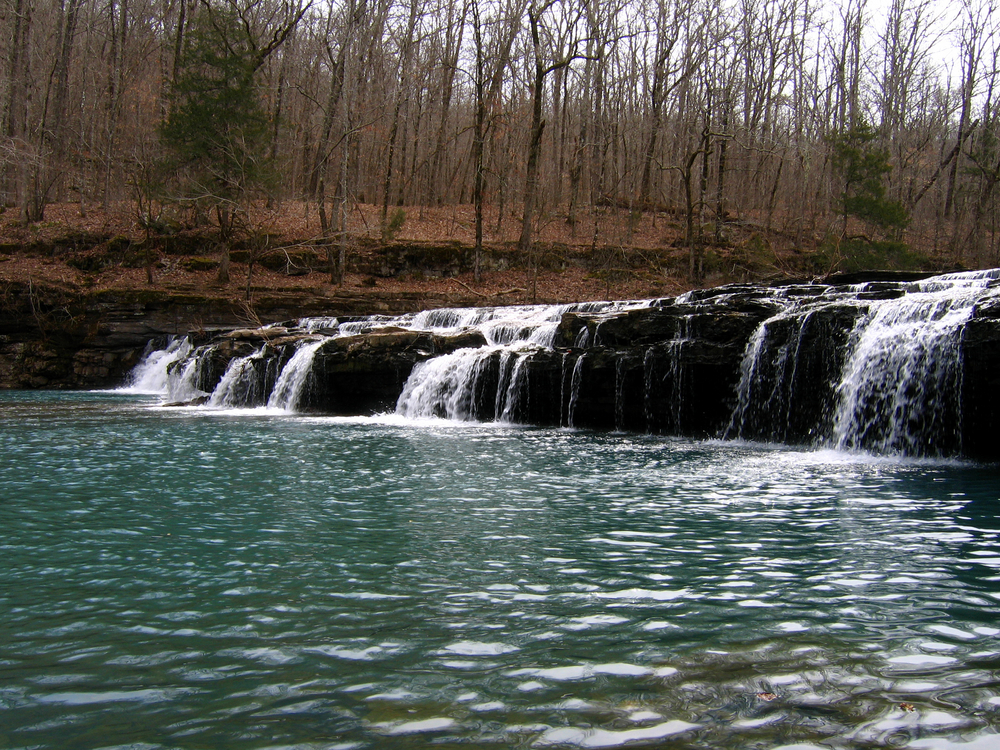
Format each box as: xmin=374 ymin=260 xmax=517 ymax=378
xmin=2 ymin=391 xmax=1000 ymax=749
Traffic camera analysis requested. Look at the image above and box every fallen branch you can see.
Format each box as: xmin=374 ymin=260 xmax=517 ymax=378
xmin=449 ymin=278 xmax=526 ymax=298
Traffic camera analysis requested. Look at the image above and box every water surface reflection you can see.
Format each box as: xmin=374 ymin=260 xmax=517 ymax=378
xmin=1 ymin=392 xmax=999 ymax=748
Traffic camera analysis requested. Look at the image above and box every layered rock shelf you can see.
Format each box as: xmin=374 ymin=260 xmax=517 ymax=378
xmin=127 ymin=270 xmax=1000 ymax=462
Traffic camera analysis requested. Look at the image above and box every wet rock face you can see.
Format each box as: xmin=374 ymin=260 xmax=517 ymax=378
xmin=961 ymin=316 xmax=1000 ymax=462
xmin=21 ymin=270 xmax=1000 ymax=461
xmin=298 ymin=330 xmax=490 ymax=415
xmin=0 ymin=280 xmax=470 ymax=390
xmin=147 ymin=273 xmax=1000 ymax=462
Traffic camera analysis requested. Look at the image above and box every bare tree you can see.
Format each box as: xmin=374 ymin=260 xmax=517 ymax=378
xmin=637 ymin=0 xmax=708 ymax=210
xmin=1 ymin=0 xmax=33 ymax=207
xmin=518 ymin=0 xmax=593 ymax=299
xmin=380 ymin=0 xmax=422 ymax=235
xmin=945 ymin=0 xmax=994 ymax=225
xmin=20 ymin=0 xmax=84 ymax=223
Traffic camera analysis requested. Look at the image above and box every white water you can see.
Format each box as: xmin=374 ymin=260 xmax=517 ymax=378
xmin=166 ymin=345 xmax=214 ymax=403
xmin=120 ymin=337 xmax=192 ymax=394
xmin=267 ymin=339 xmax=326 ymax=411
xmin=208 ymin=348 xmax=268 ymax=408
xmin=131 ymin=300 xmax=647 ymax=415
xmin=724 ymin=306 xmax=829 ymax=442
xmin=497 ymin=350 xmax=530 ymax=422
xmin=831 ymin=275 xmax=996 ymax=454
xmin=567 ymin=354 xmax=586 ymax=428
xmin=725 ymin=317 xmax=773 ymax=439
xmin=124 ymin=271 xmax=999 ymax=457
xmin=395 ymin=346 xmax=500 ymax=420
xmin=723 ymin=270 xmax=1000 ymax=454
xmin=395 ymin=343 xmax=542 ymax=422
xmin=392 ymin=300 xmax=651 ymax=421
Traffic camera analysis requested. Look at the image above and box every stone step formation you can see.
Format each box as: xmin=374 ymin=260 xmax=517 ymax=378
xmin=125 ymin=270 xmax=1000 ymax=461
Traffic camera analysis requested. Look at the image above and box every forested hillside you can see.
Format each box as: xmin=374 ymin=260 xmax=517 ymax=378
xmin=1 ymin=0 xmax=998 ymax=284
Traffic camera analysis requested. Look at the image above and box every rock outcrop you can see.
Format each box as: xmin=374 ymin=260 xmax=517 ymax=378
xmin=132 ymin=271 xmax=1000 ymax=461
xmin=0 ymin=281 xmax=469 ymax=390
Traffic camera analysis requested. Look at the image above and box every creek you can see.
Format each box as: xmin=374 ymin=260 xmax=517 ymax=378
xmin=2 ymin=390 xmax=999 ymax=748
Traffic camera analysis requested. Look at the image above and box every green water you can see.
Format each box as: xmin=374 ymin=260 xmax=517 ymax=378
xmin=2 ymin=391 xmax=1000 ymax=749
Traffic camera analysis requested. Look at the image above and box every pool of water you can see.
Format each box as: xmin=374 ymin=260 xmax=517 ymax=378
xmin=2 ymin=391 xmax=1000 ymax=749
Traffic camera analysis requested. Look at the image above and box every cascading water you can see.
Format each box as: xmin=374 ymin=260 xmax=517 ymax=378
xmin=830 ymin=274 xmax=996 ymax=455
xmin=724 ymin=306 xmax=830 ymax=444
xmin=395 ymin=347 xmax=499 ymax=420
xmin=121 ymin=337 xmax=192 ymax=394
xmin=393 ymin=302 xmax=648 ymax=422
xmin=498 ymin=352 xmax=531 ymax=423
xmin=614 ymin=358 xmax=627 ymax=431
xmin=642 ymin=348 xmax=657 ymax=430
xmin=722 ymin=270 xmax=1000 ymax=455
xmin=267 ymin=339 xmax=326 ymax=411
xmin=208 ymin=348 xmax=269 ymax=408
xmin=124 ymin=271 xmax=1000 ymax=458
xmin=667 ymin=316 xmax=692 ymax=432
xmin=492 ymin=350 xmax=519 ymax=420
xmin=567 ymin=354 xmax=586 ymax=428
xmin=165 ymin=349 xmax=211 ymax=403
xmin=726 ymin=317 xmax=783 ymax=442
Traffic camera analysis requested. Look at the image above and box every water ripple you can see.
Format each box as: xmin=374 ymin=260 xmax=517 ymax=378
xmin=1 ymin=392 xmax=999 ymax=748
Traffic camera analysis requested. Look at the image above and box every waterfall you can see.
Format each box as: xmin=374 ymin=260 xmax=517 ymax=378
xmin=614 ymin=358 xmax=626 ymax=431
xmin=643 ymin=348 xmax=656 ymax=431
xmin=724 ymin=307 xmax=820 ymax=443
xmin=121 ymin=272 xmax=1000 ymax=458
xmin=493 ymin=350 xmax=517 ymax=419
xmin=567 ymin=355 xmax=585 ymax=428
xmin=208 ymin=347 xmax=269 ymax=408
xmin=393 ymin=301 xmax=648 ymax=423
xmin=166 ymin=347 xmax=211 ymax=403
xmin=667 ymin=316 xmax=692 ymax=433
xmin=497 ymin=351 xmax=531 ymax=423
xmin=560 ymin=352 xmax=571 ymax=427
xmin=267 ymin=339 xmax=326 ymax=411
xmin=725 ymin=324 xmax=770 ymax=440
xmin=126 ymin=299 xmax=652 ymax=418
xmin=831 ymin=282 xmax=985 ymax=456
xmin=724 ymin=271 xmax=1000 ymax=456
xmin=121 ymin=337 xmax=192 ymax=394
xmin=396 ymin=347 xmax=498 ymax=420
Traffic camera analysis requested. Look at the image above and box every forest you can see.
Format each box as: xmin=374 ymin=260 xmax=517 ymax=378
xmin=1 ymin=0 xmax=999 ymax=284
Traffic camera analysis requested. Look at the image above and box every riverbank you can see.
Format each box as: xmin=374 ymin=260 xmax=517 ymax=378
xmin=0 ymin=200 xmax=787 ymax=304
xmin=0 ymin=200 xmax=965 ymax=389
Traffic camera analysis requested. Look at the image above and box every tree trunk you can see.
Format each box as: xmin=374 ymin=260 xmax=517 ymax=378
xmin=337 ymin=150 xmax=349 ymax=286
xmin=21 ymin=0 xmax=83 ymax=223
xmin=102 ymin=0 xmax=129 ymax=206
xmin=380 ymin=0 xmax=420 ymax=233
xmin=430 ymin=0 xmax=467 ymax=205
xmin=266 ymin=31 xmax=292 ymax=208
xmin=2 ymin=0 xmax=32 ymax=206
xmin=965 ymin=154 xmax=1000 ymax=265
xmin=567 ymin=47 xmax=593 ymax=231
xmin=472 ymin=0 xmax=486 ymax=282
xmin=216 ymin=204 xmax=231 ymax=284
xmin=519 ymin=10 xmax=546 ymax=302
xmin=714 ymin=106 xmax=729 ymax=242
xmin=946 ymin=34 xmax=977 ymax=219
xmin=308 ymin=0 xmax=359 ymax=199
